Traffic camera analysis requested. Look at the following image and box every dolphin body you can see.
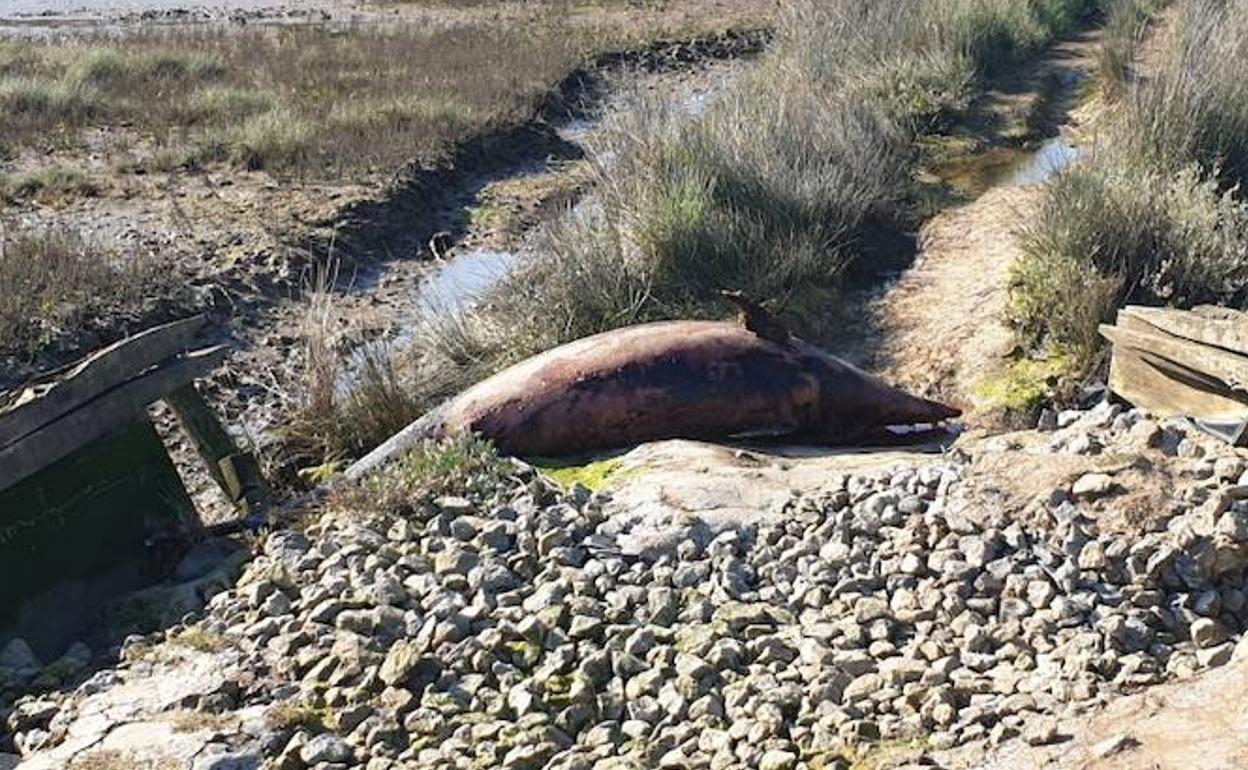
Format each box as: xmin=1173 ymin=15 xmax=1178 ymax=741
xmin=347 ymin=319 xmax=959 ymax=480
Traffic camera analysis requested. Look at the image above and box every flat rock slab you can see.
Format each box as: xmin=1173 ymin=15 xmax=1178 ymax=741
xmin=18 ymin=649 xmax=241 ymax=770
xmin=940 ymin=650 xmax=1248 ymax=769
xmin=599 ymin=439 xmax=949 ymax=557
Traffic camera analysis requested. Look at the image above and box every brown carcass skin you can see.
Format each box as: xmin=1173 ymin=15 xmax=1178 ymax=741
xmin=433 ymin=320 xmax=959 ymax=456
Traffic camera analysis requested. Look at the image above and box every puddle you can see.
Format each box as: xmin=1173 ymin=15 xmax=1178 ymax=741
xmin=417 ymin=248 xmax=520 ymax=315
xmin=1009 ymin=136 xmax=1081 ymax=185
xmin=933 ymin=135 xmax=1082 ymax=197
xmin=336 ymin=248 xmax=519 ymax=391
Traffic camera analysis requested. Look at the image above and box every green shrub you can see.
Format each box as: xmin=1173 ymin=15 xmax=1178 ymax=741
xmin=1014 ymin=157 xmax=1248 ymax=363
xmin=1013 ymin=0 xmax=1248 ymax=369
xmin=357 ymin=434 xmax=509 ymax=506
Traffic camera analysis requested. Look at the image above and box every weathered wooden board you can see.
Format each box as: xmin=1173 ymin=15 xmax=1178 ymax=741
xmin=0 ymin=345 xmax=227 ymax=492
xmin=0 ymin=315 xmax=207 ymax=450
xmin=1103 ymin=306 xmax=1248 ymax=445
xmin=1122 ymin=306 xmax=1248 ymax=357
xmin=1108 ymin=344 xmax=1248 ymax=421
xmin=165 ymin=383 xmax=270 ymax=513
xmin=1100 ymin=323 xmax=1248 ymax=392
xmin=0 ymin=418 xmax=196 ymax=657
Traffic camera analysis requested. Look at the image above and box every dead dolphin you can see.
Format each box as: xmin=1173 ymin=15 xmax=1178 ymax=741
xmin=347 ymin=315 xmax=959 ymax=479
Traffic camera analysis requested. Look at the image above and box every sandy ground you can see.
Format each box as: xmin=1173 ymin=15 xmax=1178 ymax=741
xmin=871 ymin=184 xmax=1037 ymax=411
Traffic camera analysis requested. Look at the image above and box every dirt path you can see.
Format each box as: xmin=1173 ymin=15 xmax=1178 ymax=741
xmin=871 ymin=183 xmax=1037 ymax=410
xmin=839 ymin=31 xmax=1102 ymax=418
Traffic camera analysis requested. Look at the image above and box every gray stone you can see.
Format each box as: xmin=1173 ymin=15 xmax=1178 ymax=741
xmin=1072 ymin=473 xmax=1115 ymax=499
xmin=1191 ymin=618 xmax=1230 ymax=649
xmin=1091 ymin=734 xmax=1139 ymax=759
xmin=501 ymin=742 xmax=558 ymax=770
xmin=300 ymin=734 xmax=353 ymax=764
xmin=758 ymin=749 xmax=797 ymax=770
xmin=1022 ymin=717 xmax=1060 ymax=747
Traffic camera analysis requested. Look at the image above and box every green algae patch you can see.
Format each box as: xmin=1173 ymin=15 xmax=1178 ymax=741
xmin=535 ymin=455 xmax=644 ymax=492
xmin=974 ymin=353 xmax=1075 ymax=413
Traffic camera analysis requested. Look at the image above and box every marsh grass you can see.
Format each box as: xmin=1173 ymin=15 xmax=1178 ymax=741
xmin=282 ymin=267 xmax=428 ymax=464
xmin=1013 ymin=0 xmax=1248 ymax=369
xmin=0 ymin=19 xmax=601 ymax=178
xmin=1098 ymin=0 xmax=1164 ymax=100
xmin=0 ymin=224 xmax=154 ymax=357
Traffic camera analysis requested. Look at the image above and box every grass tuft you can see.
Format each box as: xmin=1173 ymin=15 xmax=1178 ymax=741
xmin=353 ymin=434 xmax=510 ymax=506
xmin=196 ymin=108 xmax=313 ymax=172
xmin=0 ymin=225 xmax=154 ymax=358
xmin=282 ymin=271 xmax=428 ymax=465
xmin=1 ymin=164 xmax=99 ymax=203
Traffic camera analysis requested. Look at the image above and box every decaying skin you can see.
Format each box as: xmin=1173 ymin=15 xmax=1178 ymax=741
xmin=435 ymin=320 xmax=960 ymax=456
xmin=346 ymin=312 xmax=959 ymax=479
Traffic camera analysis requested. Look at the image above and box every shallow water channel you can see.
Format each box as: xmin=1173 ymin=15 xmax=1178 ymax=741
xmin=334 ymin=69 xmax=732 ymax=389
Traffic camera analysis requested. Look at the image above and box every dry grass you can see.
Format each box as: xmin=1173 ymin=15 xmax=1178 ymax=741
xmin=1098 ymin=0 xmax=1166 ymax=100
xmin=0 ymin=224 xmax=156 ymax=358
xmin=0 ymin=21 xmax=591 ymax=180
xmin=69 ymin=752 xmax=179 ymax=770
xmin=281 ymin=267 xmax=428 ymax=464
xmin=0 ymin=1 xmax=769 ymax=190
xmin=264 ymin=700 xmax=330 ymax=734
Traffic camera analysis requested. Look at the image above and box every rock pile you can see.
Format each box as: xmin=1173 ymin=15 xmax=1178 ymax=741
xmin=10 ymin=401 xmax=1248 ymax=769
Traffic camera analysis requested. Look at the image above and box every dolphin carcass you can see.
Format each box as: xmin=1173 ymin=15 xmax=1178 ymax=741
xmin=347 ymin=315 xmax=960 ymax=479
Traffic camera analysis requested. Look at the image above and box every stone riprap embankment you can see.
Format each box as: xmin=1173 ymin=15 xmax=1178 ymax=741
xmin=8 ymin=399 xmax=1248 ymax=770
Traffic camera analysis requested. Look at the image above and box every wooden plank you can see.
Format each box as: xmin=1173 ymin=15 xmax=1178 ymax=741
xmin=1108 ymin=343 xmax=1248 ymax=422
xmin=1121 ymin=306 xmax=1248 ymax=357
xmin=0 ymin=346 xmax=228 ymax=493
xmin=220 ymin=453 xmax=270 ymax=513
xmin=0 ymin=316 xmax=207 ymax=451
xmin=1099 ymin=323 xmax=1248 ymax=392
xmin=164 ymin=384 xmax=270 ymax=513
xmin=165 ymin=384 xmax=240 ymax=502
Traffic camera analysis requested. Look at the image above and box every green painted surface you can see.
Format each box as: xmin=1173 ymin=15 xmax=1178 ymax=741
xmin=0 ymin=419 xmax=195 ymax=645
